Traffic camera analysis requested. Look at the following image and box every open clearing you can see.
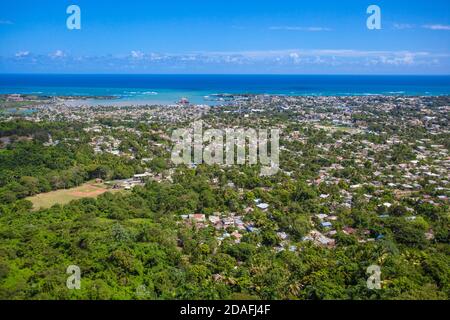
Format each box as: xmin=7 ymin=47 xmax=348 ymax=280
xmin=26 ymin=181 xmax=118 ymax=210
xmin=314 ymin=124 xmax=361 ymax=134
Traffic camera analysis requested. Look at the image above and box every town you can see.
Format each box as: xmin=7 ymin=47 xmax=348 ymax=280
xmin=0 ymin=93 xmax=448 ymax=300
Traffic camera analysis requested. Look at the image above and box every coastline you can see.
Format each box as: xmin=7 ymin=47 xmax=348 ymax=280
xmin=0 ymin=74 xmax=449 ymax=106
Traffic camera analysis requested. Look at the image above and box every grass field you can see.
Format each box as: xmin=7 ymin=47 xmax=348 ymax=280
xmin=26 ymin=181 xmax=118 ymax=210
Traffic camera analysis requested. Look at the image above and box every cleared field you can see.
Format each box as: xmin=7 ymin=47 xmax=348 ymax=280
xmin=314 ymin=124 xmax=361 ymax=134
xmin=26 ymin=181 xmax=117 ymax=210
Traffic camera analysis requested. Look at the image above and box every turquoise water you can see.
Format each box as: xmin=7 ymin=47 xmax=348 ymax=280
xmin=0 ymin=74 xmax=449 ymax=105
xmin=3 ymin=108 xmax=37 ymax=114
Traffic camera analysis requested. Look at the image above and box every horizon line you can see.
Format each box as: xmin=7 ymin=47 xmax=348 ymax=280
xmin=1 ymin=73 xmax=450 ymax=77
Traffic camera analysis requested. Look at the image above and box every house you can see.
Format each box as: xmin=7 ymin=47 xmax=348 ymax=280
xmin=303 ymin=230 xmax=335 ymax=248
xmin=321 ymin=222 xmax=332 ymax=228
xmin=256 ymin=203 xmax=269 ymax=210
xmin=277 ymin=232 xmax=288 ymax=240
xmin=425 ymin=230 xmax=435 ymax=240
xmin=214 ymin=221 xmax=224 ymax=230
xmin=234 ymin=217 xmax=244 ymax=225
xmin=376 ymin=234 xmax=385 ymax=240
xmin=209 ymin=216 xmax=221 ymax=224
xmin=195 ymin=222 xmax=207 ymax=229
xmin=244 ymin=207 xmax=253 ymax=214
xmin=342 ymin=226 xmax=356 ymax=235
xmin=327 ymin=230 xmax=337 ymax=236
xmin=133 ymin=172 xmax=152 ymax=182
xmin=222 ymin=217 xmax=234 ymax=227
xmin=235 ymin=220 xmax=246 ymax=230
xmin=231 ymin=231 xmax=242 ymax=243
xmin=189 ymin=214 xmax=206 ymax=222
xmin=212 ymin=274 xmax=224 ymax=282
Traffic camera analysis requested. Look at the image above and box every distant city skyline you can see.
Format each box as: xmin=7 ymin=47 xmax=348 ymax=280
xmin=0 ymin=0 xmax=449 ymax=74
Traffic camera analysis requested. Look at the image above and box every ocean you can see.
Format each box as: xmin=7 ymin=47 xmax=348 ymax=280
xmin=0 ymin=74 xmax=449 ymax=105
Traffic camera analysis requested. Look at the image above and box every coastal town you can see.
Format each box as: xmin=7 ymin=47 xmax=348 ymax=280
xmin=1 ymin=0 xmax=450 ymax=308
xmin=0 ymin=93 xmax=449 ymax=300
xmin=1 ymin=94 xmax=448 ymax=248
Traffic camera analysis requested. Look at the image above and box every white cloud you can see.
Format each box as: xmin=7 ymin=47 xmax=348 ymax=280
xmin=51 ymin=50 xmax=66 ymax=58
xmin=289 ymin=52 xmax=301 ymax=64
xmin=269 ymin=26 xmax=332 ymax=32
xmin=378 ymin=53 xmax=415 ymax=66
xmin=206 ymin=49 xmax=432 ymax=59
xmin=131 ymin=50 xmax=144 ymax=59
xmin=5 ymin=48 xmax=448 ymax=73
xmin=423 ymin=24 xmax=450 ymax=31
xmin=393 ymin=23 xmax=414 ymax=30
xmin=195 ymin=49 xmax=442 ymax=68
xmin=15 ymin=51 xmax=30 ymax=58
xmin=0 ymin=20 xmax=13 ymax=25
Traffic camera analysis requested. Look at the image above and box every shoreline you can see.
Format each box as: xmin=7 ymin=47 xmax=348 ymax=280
xmin=1 ymin=74 xmax=449 ymax=106
xmin=2 ymin=92 xmax=450 ymax=108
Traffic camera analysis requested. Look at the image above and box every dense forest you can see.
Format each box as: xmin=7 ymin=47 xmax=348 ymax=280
xmin=0 ymin=175 xmax=448 ymax=299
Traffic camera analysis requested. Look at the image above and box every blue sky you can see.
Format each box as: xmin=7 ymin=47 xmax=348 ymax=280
xmin=0 ymin=0 xmax=449 ymax=74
